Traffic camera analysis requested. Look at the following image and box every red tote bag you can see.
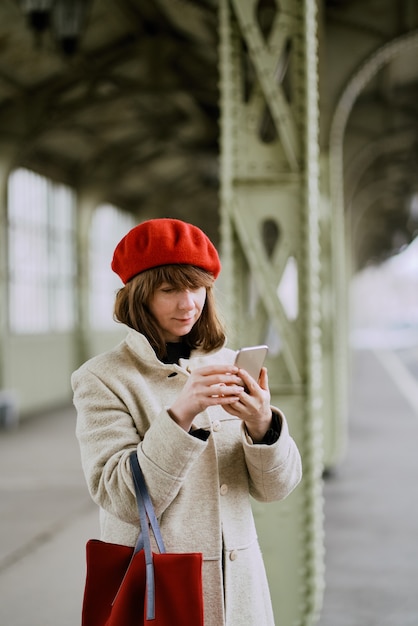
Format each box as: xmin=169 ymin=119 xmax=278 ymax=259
xmin=81 ymin=452 xmax=204 ymax=626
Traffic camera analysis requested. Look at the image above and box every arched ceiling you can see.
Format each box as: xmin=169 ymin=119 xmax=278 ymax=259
xmin=0 ymin=0 xmax=418 ymax=266
xmin=0 ymin=0 xmax=220 ymax=240
xmin=323 ymin=0 xmax=418 ymax=269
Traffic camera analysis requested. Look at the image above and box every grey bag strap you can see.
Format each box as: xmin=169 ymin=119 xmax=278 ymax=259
xmin=129 ymin=450 xmax=167 ymax=621
xmin=131 ymin=451 xmax=165 ymax=556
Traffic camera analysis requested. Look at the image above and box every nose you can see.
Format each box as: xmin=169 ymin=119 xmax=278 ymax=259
xmin=178 ymin=290 xmax=195 ymax=311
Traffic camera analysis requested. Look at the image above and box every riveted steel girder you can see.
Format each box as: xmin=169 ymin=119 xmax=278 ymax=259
xmin=218 ymin=1 xmax=324 ymax=624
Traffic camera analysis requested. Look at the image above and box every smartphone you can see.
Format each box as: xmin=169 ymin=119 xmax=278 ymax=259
xmin=234 ymin=345 xmax=268 ymax=382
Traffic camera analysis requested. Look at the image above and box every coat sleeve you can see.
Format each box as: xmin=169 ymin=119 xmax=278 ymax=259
xmin=241 ymin=410 xmax=302 ymax=502
xmin=72 ymin=365 xmax=207 ymax=524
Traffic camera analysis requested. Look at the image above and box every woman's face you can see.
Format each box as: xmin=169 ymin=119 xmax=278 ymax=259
xmin=148 ymin=282 xmax=207 ymax=342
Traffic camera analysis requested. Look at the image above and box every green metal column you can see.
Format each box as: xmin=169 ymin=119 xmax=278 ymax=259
xmin=319 ymin=155 xmax=348 ymax=470
xmin=74 ymin=189 xmax=97 ymax=367
xmin=0 ymin=147 xmax=18 ymax=389
xmin=218 ymin=1 xmax=324 ymax=624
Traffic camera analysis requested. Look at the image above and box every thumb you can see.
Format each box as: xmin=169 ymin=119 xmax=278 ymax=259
xmin=258 ymin=367 xmax=268 ymax=390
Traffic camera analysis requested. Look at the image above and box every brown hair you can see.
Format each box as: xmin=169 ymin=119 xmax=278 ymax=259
xmin=113 ymin=264 xmax=226 ymax=359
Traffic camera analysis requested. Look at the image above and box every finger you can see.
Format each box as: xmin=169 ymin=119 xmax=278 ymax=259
xmin=208 ymin=394 xmax=243 ymax=407
xmin=222 ymin=401 xmax=245 ymax=416
xmin=205 ymin=373 xmax=244 ymax=387
xmin=258 ymin=367 xmax=268 ymax=390
xmin=209 ymin=383 xmax=244 ymax=398
xmin=236 ymin=368 xmax=259 ymax=394
xmin=194 ymin=364 xmax=239 ymax=377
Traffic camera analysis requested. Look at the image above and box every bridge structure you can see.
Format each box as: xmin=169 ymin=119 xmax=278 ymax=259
xmin=0 ymin=2 xmax=417 ymax=624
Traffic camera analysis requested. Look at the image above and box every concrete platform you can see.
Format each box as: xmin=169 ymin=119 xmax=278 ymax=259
xmin=0 ymin=407 xmax=98 ymax=626
xmin=319 ymin=347 xmax=418 ymax=626
xmin=0 ymin=347 xmax=417 ymax=625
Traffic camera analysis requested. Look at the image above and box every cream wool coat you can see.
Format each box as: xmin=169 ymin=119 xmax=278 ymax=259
xmin=72 ymin=329 xmax=302 ymax=626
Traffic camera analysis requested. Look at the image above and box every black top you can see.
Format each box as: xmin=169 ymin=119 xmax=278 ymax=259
xmin=162 ymin=341 xmax=191 ymax=364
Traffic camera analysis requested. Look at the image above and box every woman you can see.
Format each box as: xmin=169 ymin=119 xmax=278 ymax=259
xmin=72 ymin=217 xmax=302 ymax=626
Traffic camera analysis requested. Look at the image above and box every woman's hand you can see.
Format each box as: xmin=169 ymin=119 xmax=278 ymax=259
xmin=222 ymin=367 xmax=272 ymax=442
xmin=168 ymin=365 xmax=244 ymax=431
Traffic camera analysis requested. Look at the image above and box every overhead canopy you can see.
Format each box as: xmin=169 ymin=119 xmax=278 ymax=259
xmin=0 ymin=0 xmax=220 ymax=239
xmin=1 ymin=0 xmax=418 ymax=265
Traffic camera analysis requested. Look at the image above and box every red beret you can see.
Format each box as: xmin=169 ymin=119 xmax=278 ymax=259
xmin=111 ymin=218 xmax=221 ymax=284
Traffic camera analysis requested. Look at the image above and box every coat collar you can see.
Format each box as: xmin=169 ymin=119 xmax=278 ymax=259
xmin=125 ymin=328 xmax=232 ymax=371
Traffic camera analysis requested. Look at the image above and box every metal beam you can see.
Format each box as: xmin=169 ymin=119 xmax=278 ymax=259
xmin=218 ymin=1 xmax=324 ymax=624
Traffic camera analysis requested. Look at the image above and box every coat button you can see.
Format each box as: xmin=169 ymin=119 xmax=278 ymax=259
xmin=220 ymin=484 xmax=228 ymax=495
xmin=229 ymin=550 xmax=238 ymax=561
xmin=212 ymin=420 xmax=221 ymax=432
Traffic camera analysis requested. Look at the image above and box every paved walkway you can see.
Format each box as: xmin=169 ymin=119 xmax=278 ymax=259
xmin=319 ymin=347 xmax=418 ymax=626
xmin=0 ymin=407 xmax=97 ymax=626
xmin=0 ymin=348 xmax=417 ymax=625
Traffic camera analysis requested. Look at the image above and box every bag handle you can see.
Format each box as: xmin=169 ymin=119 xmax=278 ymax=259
xmin=112 ymin=451 xmax=166 ymax=620
xmin=130 ymin=451 xmax=166 ymax=555
xmin=130 ymin=450 xmax=169 ymax=621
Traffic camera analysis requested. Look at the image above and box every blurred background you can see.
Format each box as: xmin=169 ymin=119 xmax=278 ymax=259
xmin=0 ymin=1 xmax=418 ymax=625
